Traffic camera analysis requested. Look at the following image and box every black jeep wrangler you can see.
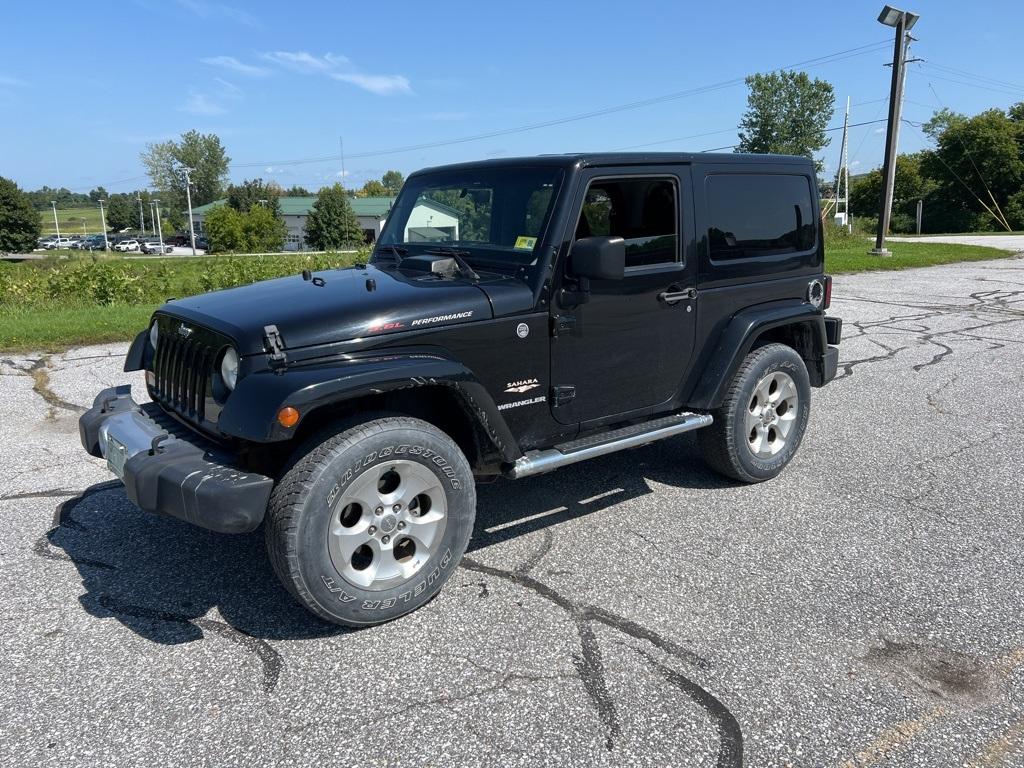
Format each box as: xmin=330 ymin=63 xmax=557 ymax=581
xmin=80 ymin=153 xmax=841 ymax=626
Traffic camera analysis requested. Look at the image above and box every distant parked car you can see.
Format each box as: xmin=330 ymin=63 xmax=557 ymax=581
xmin=37 ymin=236 xmax=57 ymax=250
xmin=45 ymin=237 xmax=73 ymax=250
xmin=65 ymin=238 xmax=83 ymax=249
xmin=113 ymin=239 xmax=140 ymax=252
xmin=83 ymin=236 xmax=108 ymax=251
xmin=141 ymin=240 xmax=173 ymax=254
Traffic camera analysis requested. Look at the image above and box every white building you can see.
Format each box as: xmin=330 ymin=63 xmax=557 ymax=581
xmin=191 ymin=195 xmax=460 ymax=251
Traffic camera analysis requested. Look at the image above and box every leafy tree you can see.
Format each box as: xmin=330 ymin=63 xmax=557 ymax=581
xmin=226 ymin=178 xmax=282 ymax=217
xmin=850 ymin=153 xmax=934 ymax=233
xmin=104 ymin=194 xmax=137 ymax=231
xmin=141 ymin=130 xmax=231 ymax=221
xmin=241 ymin=204 xmax=287 ymax=252
xmin=88 ymin=186 xmax=108 ymax=203
xmin=358 ymin=179 xmax=388 ymax=197
xmin=204 ymin=205 xmax=245 ymax=252
xmin=0 ymin=177 xmax=42 ymax=252
xmin=382 ymin=170 xmax=404 ymax=195
xmin=304 ymin=184 xmax=364 ymax=249
xmin=737 ymin=71 xmax=835 ymax=168
xmin=205 ymin=203 xmax=287 ymax=253
xmin=920 ymin=106 xmax=1024 ymax=231
xmin=25 ymin=186 xmax=90 ymax=210
xmin=283 ymin=185 xmax=311 ymax=196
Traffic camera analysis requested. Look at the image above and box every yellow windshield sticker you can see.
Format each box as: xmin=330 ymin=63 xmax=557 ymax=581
xmin=514 ymin=236 xmax=537 ymax=250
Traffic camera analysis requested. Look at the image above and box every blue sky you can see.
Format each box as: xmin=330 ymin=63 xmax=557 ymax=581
xmin=2 ymin=0 xmax=1022 ymax=193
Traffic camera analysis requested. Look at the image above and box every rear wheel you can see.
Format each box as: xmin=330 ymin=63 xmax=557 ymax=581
xmin=265 ymin=416 xmax=476 ymax=626
xmin=699 ymin=343 xmax=811 ymax=483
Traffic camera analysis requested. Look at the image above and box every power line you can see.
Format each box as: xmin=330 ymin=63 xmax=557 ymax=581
xmin=231 ymin=39 xmax=894 ymax=169
xmin=920 ymin=62 xmax=1024 ymax=92
xmin=908 ymin=68 xmax=1024 ymax=98
xmin=94 ymin=39 xmax=901 ymax=189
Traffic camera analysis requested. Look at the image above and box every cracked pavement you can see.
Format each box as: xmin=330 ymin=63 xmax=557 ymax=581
xmin=2 ymin=255 xmax=1024 ymax=767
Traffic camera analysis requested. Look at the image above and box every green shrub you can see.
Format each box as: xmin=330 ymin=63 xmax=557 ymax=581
xmin=0 ymin=251 xmax=368 ymax=310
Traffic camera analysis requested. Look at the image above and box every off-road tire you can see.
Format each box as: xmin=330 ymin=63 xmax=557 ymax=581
xmin=699 ymin=343 xmax=811 ymax=484
xmin=265 ymin=415 xmax=476 ymax=627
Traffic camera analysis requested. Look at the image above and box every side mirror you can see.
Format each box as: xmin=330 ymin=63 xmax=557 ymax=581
xmin=570 ymin=236 xmax=625 ymax=281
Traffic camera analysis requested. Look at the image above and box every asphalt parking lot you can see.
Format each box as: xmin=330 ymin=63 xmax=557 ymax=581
xmin=2 ymin=253 xmax=1023 ymax=767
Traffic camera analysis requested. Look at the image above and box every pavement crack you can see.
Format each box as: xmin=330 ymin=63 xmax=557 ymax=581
xmin=29 ymin=357 xmax=87 ymax=414
xmin=95 ymin=594 xmax=283 ymax=693
xmin=460 ymin=555 xmax=735 ymax=761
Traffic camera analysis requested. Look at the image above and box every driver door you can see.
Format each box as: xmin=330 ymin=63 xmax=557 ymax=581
xmin=550 ymin=169 xmax=697 ymax=425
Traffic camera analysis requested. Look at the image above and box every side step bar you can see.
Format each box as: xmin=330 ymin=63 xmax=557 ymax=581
xmin=506 ymin=412 xmax=713 ymax=479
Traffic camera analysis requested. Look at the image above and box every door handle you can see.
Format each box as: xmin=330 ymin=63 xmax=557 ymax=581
xmin=658 ymin=286 xmax=697 ymax=305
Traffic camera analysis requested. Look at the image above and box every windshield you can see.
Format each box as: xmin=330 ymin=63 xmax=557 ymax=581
xmin=377 ymin=166 xmax=563 ymax=271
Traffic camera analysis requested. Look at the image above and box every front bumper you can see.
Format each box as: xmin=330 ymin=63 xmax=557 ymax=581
xmin=79 ymin=386 xmax=272 ymax=533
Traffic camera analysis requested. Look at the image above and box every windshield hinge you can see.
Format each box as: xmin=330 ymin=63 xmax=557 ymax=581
xmin=263 ymin=324 xmax=287 ymax=368
xmin=550 ymin=314 xmax=576 ymax=337
xmin=551 ymin=386 xmax=576 ymax=407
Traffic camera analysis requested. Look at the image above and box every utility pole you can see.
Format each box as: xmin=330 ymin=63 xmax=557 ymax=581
xmin=50 ymin=201 xmax=61 ymax=243
xmin=833 ymin=96 xmax=851 ymax=232
xmin=339 ymin=136 xmax=346 ymax=183
xmin=154 ymin=199 xmax=165 ymax=253
xmin=183 ymin=166 xmax=197 ymax=256
xmin=136 ymin=191 xmax=145 ymax=234
xmin=150 ymin=201 xmax=157 ymax=236
xmin=872 ymin=5 xmax=920 ymax=255
xmin=98 ymin=199 xmax=109 ymax=251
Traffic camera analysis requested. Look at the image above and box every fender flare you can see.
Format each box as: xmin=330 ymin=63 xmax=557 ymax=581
xmin=217 ymin=352 xmax=521 ymax=461
xmin=685 ymin=300 xmax=826 ymax=410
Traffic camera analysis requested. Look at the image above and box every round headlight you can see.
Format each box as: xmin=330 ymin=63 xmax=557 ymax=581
xmin=149 ymin=321 xmax=159 ymax=350
xmin=220 ymin=347 xmax=239 ymax=391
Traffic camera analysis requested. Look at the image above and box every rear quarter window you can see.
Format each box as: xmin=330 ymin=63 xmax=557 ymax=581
xmin=706 ymin=174 xmax=816 ymax=260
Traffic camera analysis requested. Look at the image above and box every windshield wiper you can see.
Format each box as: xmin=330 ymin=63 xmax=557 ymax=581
xmin=372 ymin=244 xmax=408 ymax=265
xmin=425 ymin=246 xmax=480 ymax=282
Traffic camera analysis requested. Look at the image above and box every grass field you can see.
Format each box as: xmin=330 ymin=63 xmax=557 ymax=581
xmin=825 ymin=239 xmax=1018 ymax=273
xmin=1 ymin=241 xmax=1018 ymax=352
xmin=39 ymin=206 xmax=106 ymax=234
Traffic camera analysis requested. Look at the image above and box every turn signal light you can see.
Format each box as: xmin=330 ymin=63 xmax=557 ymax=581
xmin=277 ymin=407 xmax=300 ymax=428
xmin=824 ymin=275 xmax=833 ymax=309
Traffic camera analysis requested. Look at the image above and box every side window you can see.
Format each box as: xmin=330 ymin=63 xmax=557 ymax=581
xmin=706 ymin=174 xmax=815 ymax=260
xmin=575 ymin=177 xmax=678 ymax=268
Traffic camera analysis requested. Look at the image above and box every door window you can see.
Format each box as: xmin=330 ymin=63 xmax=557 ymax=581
xmin=575 ymin=177 xmax=679 ymax=268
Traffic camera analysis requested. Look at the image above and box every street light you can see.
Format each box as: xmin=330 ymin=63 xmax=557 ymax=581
xmin=872 ymin=4 xmax=920 ymax=255
xmin=154 ymin=199 xmax=165 ymax=254
xmin=50 ymin=201 xmax=61 ymax=244
xmin=182 ymin=166 xmax=197 ymax=256
xmin=98 ymin=199 xmax=109 ymax=251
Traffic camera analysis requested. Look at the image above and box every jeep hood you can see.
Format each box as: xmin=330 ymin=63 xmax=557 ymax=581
xmin=157 ymin=264 xmax=496 ymax=356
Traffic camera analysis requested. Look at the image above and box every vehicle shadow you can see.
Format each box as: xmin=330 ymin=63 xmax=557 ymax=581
xmin=46 ymin=433 xmax=733 ymax=646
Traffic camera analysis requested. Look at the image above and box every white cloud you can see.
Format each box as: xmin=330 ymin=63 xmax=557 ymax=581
xmin=330 ymin=72 xmax=411 ymax=95
xmin=873 ymin=127 xmax=886 ymax=134
xmin=0 ymin=74 xmax=27 ymax=87
xmin=179 ymin=93 xmax=226 ymax=115
xmin=335 ymin=169 xmax=351 ymax=178
xmin=850 ymin=160 xmax=862 ymax=168
xmin=200 ymin=56 xmax=268 ymax=77
xmin=260 ymin=50 xmax=410 ymax=95
xmin=213 ymin=77 xmax=243 ymax=97
xmin=260 ymin=51 xmax=347 ymax=73
xmin=176 ymin=0 xmax=257 ymax=26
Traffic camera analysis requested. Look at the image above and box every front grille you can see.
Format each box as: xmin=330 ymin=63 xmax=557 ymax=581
xmin=151 ymin=316 xmax=224 ymax=424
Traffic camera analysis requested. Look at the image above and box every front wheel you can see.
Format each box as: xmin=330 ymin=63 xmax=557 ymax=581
xmin=698 ymin=343 xmax=811 ymax=483
xmin=265 ymin=416 xmax=476 ymax=626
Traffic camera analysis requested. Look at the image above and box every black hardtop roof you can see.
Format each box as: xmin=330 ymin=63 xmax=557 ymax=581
xmin=412 ymin=152 xmax=815 ymax=176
